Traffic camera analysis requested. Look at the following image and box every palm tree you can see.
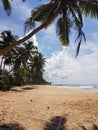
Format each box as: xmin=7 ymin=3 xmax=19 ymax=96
xmin=14 ymin=41 xmax=37 ymax=69
xmin=0 ymin=1 xmax=98 ymax=56
xmin=28 ymin=52 xmax=46 ymax=83
xmin=11 ymin=41 xmax=38 ymax=85
xmin=0 ymin=30 xmax=18 ymax=70
xmin=23 ymin=41 xmax=38 ymax=63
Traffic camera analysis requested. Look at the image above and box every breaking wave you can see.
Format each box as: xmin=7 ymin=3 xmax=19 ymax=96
xmin=56 ymin=84 xmax=98 ymax=91
xmin=80 ymin=85 xmax=98 ymax=90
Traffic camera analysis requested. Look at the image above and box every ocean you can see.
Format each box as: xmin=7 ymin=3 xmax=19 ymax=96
xmin=55 ymin=84 xmax=98 ymax=91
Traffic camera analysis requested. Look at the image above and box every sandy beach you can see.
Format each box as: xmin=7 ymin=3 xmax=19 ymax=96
xmin=0 ymin=85 xmax=98 ymax=130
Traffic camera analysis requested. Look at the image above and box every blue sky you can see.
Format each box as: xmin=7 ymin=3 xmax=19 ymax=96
xmin=0 ymin=0 xmax=98 ymax=85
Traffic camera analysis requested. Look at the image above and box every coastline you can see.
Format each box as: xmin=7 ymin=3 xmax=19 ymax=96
xmin=0 ymin=85 xmax=98 ymax=130
xmin=53 ymin=84 xmax=98 ymax=91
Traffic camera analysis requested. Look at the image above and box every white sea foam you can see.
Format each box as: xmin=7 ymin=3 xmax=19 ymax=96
xmin=80 ymin=85 xmax=98 ymax=90
xmin=80 ymin=85 xmax=94 ymax=89
xmin=56 ymin=84 xmax=98 ymax=91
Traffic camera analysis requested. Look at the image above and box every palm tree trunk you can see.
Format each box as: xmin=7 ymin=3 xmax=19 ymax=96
xmin=0 ymin=9 xmax=60 ymax=56
xmin=3 ymin=62 xmax=5 ymax=71
xmin=0 ymin=56 xmax=4 ymax=70
xmin=0 ymin=23 xmax=47 ymax=56
xmin=9 ymin=64 xmax=10 ymax=72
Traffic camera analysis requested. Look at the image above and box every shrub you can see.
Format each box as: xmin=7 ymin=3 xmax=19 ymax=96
xmin=0 ymin=70 xmax=12 ymax=91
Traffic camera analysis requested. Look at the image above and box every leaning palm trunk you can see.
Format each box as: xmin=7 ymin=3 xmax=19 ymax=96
xmin=0 ymin=56 xmax=3 ymax=69
xmin=1 ymin=1 xmax=98 ymax=56
xmin=0 ymin=9 xmax=60 ymax=56
xmin=3 ymin=63 xmax=5 ymax=71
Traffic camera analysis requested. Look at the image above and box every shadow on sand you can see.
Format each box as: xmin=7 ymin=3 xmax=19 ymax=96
xmin=81 ymin=124 xmax=98 ymax=130
xmin=10 ymin=89 xmax=24 ymax=92
xmin=0 ymin=117 xmax=98 ymax=130
xmin=43 ymin=116 xmax=98 ymax=130
xmin=0 ymin=123 xmax=25 ymax=130
xmin=9 ymin=86 xmax=38 ymax=93
xmin=22 ymin=86 xmax=38 ymax=90
xmin=44 ymin=116 xmax=67 ymax=130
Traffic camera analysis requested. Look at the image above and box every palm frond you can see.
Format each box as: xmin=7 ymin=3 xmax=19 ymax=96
xmin=56 ymin=16 xmax=71 ymax=46
xmin=75 ymin=30 xmax=86 ymax=57
xmin=69 ymin=4 xmax=83 ymax=29
xmin=24 ymin=17 xmax=35 ymax=32
xmin=25 ymin=2 xmax=60 ymax=31
xmin=80 ymin=1 xmax=98 ymax=19
xmin=1 ymin=0 xmax=11 ymax=16
xmin=32 ymin=2 xmax=59 ymax=25
xmin=69 ymin=4 xmax=86 ymax=56
xmin=31 ymin=2 xmax=58 ymax=22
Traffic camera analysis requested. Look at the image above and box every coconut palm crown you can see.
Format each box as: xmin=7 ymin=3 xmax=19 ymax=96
xmin=0 ymin=0 xmax=98 ymax=56
xmin=25 ymin=0 xmax=98 ymax=56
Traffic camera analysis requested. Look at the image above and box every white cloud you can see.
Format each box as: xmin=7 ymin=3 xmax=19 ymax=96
xmin=0 ymin=1 xmax=39 ymax=46
xmin=25 ymin=30 xmax=38 ymax=47
xmin=41 ymin=24 xmax=57 ymax=42
xmin=29 ymin=35 xmax=38 ymax=47
xmin=0 ymin=0 xmax=32 ymax=36
xmin=44 ymin=42 xmax=98 ymax=85
xmin=37 ymin=23 xmax=62 ymax=57
xmin=11 ymin=0 xmax=31 ymax=20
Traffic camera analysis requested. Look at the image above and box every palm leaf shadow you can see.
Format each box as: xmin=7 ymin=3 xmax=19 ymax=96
xmin=44 ymin=116 xmax=67 ymax=130
xmin=22 ymin=86 xmax=38 ymax=90
xmin=0 ymin=123 xmax=25 ymax=130
xmin=93 ymin=124 xmax=98 ymax=130
xmin=81 ymin=126 xmax=87 ymax=130
xmin=81 ymin=124 xmax=98 ymax=130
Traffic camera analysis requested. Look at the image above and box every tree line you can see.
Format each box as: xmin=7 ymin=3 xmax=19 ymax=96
xmin=0 ymin=30 xmax=49 ymax=90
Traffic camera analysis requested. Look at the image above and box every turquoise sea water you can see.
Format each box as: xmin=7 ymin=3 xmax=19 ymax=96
xmin=55 ymin=84 xmax=98 ymax=91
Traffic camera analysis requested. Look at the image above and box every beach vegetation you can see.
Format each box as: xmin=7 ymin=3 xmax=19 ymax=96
xmin=0 ymin=30 xmax=48 ymax=90
xmin=0 ymin=69 xmax=12 ymax=90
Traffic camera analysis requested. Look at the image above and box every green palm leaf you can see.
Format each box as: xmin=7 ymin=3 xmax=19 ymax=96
xmin=80 ymin=1 xmax=98 ymax=19
xmin=24 ymin=17 xmax=35 ymax=32
xmin=25 ymin=2 xmax=59 ymax=30
xmin=1 ymin=0 xmax=26 ymax=16
xmin=56 ymin=16 xmax=71 ymax=46
xmin=1 ymin=0 xmax=11 ymax=15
